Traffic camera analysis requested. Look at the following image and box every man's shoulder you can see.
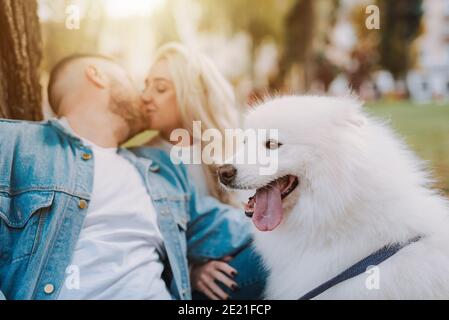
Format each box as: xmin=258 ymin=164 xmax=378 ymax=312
xmin=0 ymin=119 xmax=68 ymax=152
xmin=0 ymin=118 xmax=53 ymax=135
xmin=0 ymin=118 xmax=50 ymax=126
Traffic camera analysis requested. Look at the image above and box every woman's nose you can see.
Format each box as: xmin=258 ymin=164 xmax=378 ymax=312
xmin=141 ymin=89 xmax=152 ymax=103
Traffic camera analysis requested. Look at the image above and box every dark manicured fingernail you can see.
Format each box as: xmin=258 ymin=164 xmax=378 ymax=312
xmin=231 ymin=284 xmax=239 ymax=291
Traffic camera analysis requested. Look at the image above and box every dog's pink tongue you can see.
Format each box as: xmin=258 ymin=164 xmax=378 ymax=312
xmin=253 ymin=185 xmax=283 ymax=231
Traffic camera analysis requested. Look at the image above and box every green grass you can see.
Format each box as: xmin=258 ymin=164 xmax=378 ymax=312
xmin=365 ymin=101 xmax=449 ymax=195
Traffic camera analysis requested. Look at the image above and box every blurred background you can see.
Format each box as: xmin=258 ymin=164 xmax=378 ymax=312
xmin=0 ymin=0 xmax=447 ymax=194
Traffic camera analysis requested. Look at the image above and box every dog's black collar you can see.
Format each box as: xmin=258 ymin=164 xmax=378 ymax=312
xmin=298 ymin=235 xmax=423 ymax=300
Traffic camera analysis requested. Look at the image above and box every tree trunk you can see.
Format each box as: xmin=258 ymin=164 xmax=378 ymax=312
xmin=270 ymin=0 xmax=315 ymax=92
xmin=0 ymin=0 xmax=43 ymax=121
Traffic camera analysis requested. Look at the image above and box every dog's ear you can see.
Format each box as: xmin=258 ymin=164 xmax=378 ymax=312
xmin=334 ymin=99 xmax=367 ymax=129
xmin=346 ymin=112 xmax=366 ymax=128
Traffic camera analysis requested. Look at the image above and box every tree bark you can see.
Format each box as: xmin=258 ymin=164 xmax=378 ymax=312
xmin=0 ymin=0 xmax=43 ymax=121
xmin=270 ymin=0 xmax=315 ymax=92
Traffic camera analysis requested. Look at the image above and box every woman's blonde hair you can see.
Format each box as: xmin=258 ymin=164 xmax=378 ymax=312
xmin=152 ymin=42 xmax=240 ymax=205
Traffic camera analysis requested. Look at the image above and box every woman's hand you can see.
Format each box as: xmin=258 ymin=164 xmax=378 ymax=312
xmin=191 ymin=257 xmax=239 ymax=300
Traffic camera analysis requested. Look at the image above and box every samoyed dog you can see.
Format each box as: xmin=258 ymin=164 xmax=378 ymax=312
xmin=218 ymin=96 xmax=449 ymax=299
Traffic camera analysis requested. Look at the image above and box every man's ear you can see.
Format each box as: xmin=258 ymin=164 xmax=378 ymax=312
xmin=85 ymin=65 xmax=108 ymax=88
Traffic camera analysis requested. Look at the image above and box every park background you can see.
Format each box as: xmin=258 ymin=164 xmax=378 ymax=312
xmin=0 ymin=0 xmax=448 ymax=194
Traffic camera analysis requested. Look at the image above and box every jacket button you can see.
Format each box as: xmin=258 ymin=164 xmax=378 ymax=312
xmin=44 ymin=284 xmax=55 ymax=294
xmin=82 ymin=153 xmax=92 ymax=161
xmin=79 ymin=200 xmax=88 ymax=209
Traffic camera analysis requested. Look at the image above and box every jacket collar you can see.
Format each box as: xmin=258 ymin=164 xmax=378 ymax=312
xmin=48 ymin=118 xmax=84 ymax=146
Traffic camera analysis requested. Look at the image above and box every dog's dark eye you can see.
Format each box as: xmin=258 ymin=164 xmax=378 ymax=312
xmin=265 ymin=139 xmax=282 ymax=150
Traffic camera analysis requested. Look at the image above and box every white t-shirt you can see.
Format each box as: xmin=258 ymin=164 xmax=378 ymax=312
xmin=58 ymin=119 xmax=172 ymax=300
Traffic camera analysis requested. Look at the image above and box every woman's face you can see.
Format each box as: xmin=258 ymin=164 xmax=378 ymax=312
xmin=142 ymin=59 xmax=182 ymax=140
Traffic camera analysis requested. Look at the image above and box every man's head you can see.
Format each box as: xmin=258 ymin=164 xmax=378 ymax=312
xmin=48 ymin=54 xmax=150 ymax=140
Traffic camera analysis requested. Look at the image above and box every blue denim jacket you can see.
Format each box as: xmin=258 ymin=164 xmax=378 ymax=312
xmin=0 ymin=119 xmax=252 ymax=300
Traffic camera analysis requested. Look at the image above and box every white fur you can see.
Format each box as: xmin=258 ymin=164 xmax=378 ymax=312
xmin=230 ymin=95 xmax=449 ymax=299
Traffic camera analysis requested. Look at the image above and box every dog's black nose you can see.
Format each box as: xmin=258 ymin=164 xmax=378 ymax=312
xmin=218 ymin=164 xmax=237 ymax=185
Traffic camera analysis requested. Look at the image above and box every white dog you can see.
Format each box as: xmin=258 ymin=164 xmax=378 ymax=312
xmin=218 ymin=96 xmax=449 ymax=299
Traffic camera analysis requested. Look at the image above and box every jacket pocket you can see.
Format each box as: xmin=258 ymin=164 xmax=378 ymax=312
xmin=0 ymin=191 xmax=55 ymax=264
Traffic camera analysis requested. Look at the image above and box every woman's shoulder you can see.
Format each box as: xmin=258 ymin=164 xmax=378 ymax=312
xmin=135 ymin=136 xmax=175 ymax=164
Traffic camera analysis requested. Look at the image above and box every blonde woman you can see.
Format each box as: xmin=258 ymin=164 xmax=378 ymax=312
xmin=144 ymin=43 xmax=239 ymax=204
xmin=141 ymin=43 xmax=266 ymax=300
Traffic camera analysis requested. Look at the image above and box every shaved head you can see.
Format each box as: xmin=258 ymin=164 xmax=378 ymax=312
xmin=47 ymin=54 xmax=117 ymax=112
xmin=47 ymin=53 xmax=151 ymax=139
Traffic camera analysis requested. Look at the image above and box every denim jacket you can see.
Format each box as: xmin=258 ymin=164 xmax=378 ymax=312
xmin=0 ymin=119 xmax=252 ymax=300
